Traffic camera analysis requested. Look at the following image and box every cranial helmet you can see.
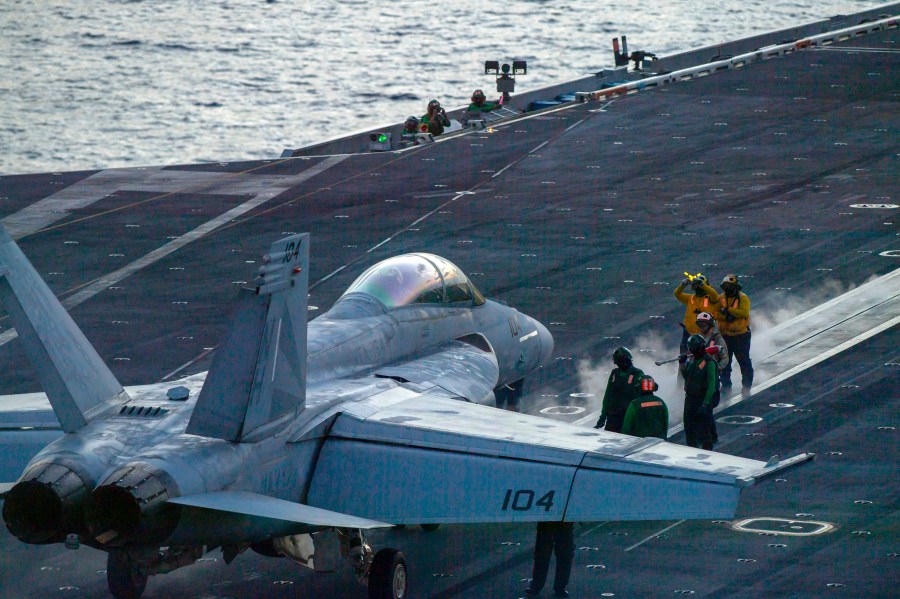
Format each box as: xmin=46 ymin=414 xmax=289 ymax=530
xmin=472 ymin=89 xmax=486 ymax=101
xmin=640 ymin=375 xmax=658 ymax=393
xmin=612 ymin=346 xmax=633 ymax=369
xmin=687 ymin=334 xmax=705 ymax=352
xmin=721 ymin=273 xmax=741 ymax=293
xmin=696 ymin=312 xmax=714 ymax=327
xmin=690 ymin=274 xmax=708 ymax=290
xmin=428 ymin=99 xmax=441 ymax=109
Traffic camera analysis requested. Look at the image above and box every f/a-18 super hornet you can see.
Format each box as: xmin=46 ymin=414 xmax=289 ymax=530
xmin=0 ymin=226 xmax=812 ymax=599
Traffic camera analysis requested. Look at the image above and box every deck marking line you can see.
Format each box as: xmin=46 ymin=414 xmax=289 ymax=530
xmin=0 ymin=156 xmax=347 ymax=349
xmin=491 ymin=162 xmax=516 ymax=178
xmin=565 ymin=118 xmax=586 ymax=132
xmin=815 ymin=46 xmax=900 ymax=53
xmin=159 ymin=347 xmax=216 ymax=382
xmin=6 ymin=155 xmax=340 ymax=240
xmin=315 ymin=190 xmax=472 ymax=286
xmin=572 ymin=303 xmax=900 ymax=430
xmin=666 ymin=313 xmax=900 ymax=436
xmin=624 ymin=520 xmax=685 ymax=552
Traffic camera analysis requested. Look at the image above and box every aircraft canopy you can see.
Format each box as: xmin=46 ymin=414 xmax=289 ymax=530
xmin=342 ymin=253 xmax=485 ymax=308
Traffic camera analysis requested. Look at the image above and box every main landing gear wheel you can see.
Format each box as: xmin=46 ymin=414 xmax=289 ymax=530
xmin=368 ymin=548 xmax=407 ymax=599
xmin=419 ymin=523 xmax=440 ymax=532
xmin=107 ymin=551 xmax=148 ymax=599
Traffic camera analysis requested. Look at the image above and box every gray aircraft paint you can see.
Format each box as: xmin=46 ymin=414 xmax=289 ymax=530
xmin=0 ymin=226 xmax=810 ymax=594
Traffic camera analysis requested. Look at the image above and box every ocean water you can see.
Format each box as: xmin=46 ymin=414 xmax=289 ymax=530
xmin=0 ymin=0 xmax=888 ymax=175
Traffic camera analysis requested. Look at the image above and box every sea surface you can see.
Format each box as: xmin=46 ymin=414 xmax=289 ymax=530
xmin=0 ymin=0 xmax=888 ymax=175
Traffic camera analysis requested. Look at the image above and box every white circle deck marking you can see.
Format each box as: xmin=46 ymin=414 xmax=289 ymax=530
xmin=540 ymin=406 xmax=587 ymax=415
xmin=717 ymin=415 xmax=763 ymax=425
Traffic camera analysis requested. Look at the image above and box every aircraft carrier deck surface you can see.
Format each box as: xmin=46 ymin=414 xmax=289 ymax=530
xmin=0 ymin=7 xmax=897 ymax=599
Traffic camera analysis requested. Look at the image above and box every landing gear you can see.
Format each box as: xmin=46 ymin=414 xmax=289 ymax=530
xmin=105 ymin=545 xmax=203 ymax=598
xmin=107 ymin=551 xmax=148 ymax=599
xmin=419 ymin=523 xmax=440 ymax=532
xmin=495 ymin=378 xmax=525 ymax=411
xmin=368 ymin=549 xmax=407 ymax=599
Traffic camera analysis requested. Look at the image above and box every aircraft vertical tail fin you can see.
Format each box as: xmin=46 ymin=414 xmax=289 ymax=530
xmin=186 ymin=233 xmax=309 ymax=442
xmin=0 ymin=225 xmax=129 ymax=433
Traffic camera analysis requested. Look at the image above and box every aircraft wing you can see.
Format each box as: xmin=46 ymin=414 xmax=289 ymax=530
xmin=0 ymin=392 xmax=64 ymax=483
xmin=306 ymin=391 xmax=813 ymax=524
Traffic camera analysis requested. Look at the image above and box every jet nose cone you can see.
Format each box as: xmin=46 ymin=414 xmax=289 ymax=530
xmin=534 ymin=318 xmax=554 ymax=366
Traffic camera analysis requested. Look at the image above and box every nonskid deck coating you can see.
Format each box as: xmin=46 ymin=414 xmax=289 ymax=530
xmin=0 ymin=18 xmax=897 ymax=599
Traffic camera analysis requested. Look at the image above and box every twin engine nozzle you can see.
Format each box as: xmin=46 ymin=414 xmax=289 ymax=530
xmin=3 ymin=461 xmax=180 ymax=548
xmin=2 ymin=461 xmax=91 ymax=544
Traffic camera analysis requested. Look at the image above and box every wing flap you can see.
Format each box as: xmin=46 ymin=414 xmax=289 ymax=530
xmin=169 ymin=491 xmax=390 ymax=528
xmin=307 ymin=396 xmax=813 ymax=524
xmin=165 ymin=491 xmax=391 ymax=545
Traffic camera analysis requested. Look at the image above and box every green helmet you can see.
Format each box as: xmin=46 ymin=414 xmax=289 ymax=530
xmin=612 ymin=347 xmax=633 ymax=368
xmin=687 ymin=334 xmax=705 ymax=352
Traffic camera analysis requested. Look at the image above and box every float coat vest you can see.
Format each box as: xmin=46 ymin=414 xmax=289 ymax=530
xmin=716 ymin=292 xmax=751 ymax=336
xmin=674 ymin=283 xmax=720 ymax=334
xmin=622 ymin=394 xmax=669 ymax=439
xmin=601 ymin=365 xmax=645 ymax=416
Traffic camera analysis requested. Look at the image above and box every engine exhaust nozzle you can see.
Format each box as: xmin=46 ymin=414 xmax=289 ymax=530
xmin=83 ymin=463 xmax=180 ymax=547
xmin=2 ymin=461 xmax=92 ymax=544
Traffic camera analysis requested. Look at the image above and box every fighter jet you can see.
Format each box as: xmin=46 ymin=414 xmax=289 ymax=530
xmin=0 ymin=227 xmax=812 ymax=599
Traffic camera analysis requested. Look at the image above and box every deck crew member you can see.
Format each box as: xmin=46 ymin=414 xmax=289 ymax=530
xmin=400 ymin=116 xmax=420 ymax=145
xmin=467 ymin=89 xmax=502 ymax=113
xmin=674 ymin=274 xmax=719 ymax=355
xmin=594 ymin=347 xmax=644 ymax=433
xmin=680 ymin=334 xmax=718 ymax=450
xmin=622 ymin=375 xmax=669 ymax=439
xmin=526 ymin=521 xmax=574 ymax=598
xmin=420 ymin=99 xmax=451 ymax=136
xmin=695 ymin=312 xmax=727 ymax=444
xmin=715 ymin=274 xmax=753 ymax=394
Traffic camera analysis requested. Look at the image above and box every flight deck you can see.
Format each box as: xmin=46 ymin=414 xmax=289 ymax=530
xmin=0 ymin=7 xmax=897 ymax=598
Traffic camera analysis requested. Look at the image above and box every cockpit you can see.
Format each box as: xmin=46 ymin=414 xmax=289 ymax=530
xmin=341 ymin=253 xmax=485 ymax=308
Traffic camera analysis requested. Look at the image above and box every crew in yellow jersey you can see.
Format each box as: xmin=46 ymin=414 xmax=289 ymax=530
xmin=716 ymin=274 xmax=753 ymax=393
xmin=673 ymin=274 xmax=719 ymax=355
